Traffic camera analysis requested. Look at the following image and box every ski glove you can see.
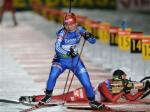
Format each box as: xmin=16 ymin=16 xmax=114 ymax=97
xmin=122 ymin=86 xmax=130 ymax=94
xmin=83 ymin=32 xmax=95 ymax=40
xmin=88 ymin=37 xmax=96 ymax=44
xmin=122 ymin=79 xmax=131 ymax=93
xmin=69 ymin=47 xmax=77 ymax=58
xmin=83 ymin=32 xmax=96 ymax=44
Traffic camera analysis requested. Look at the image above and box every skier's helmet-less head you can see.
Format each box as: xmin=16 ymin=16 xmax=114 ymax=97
xmin=63 ymin=13 xmax=77 ymax=31
xmin=112 ymin=69 xmax=126 ymax=81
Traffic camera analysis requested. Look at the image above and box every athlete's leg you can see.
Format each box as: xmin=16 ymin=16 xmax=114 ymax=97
xmin=46 ymin=62 xmax=65 ymax=91
xmin=72 ymin=56 xmax=108 ymax=110
xmin=19 ymin=62 xmax=66 ymax=103
xmin=11 ymin=9 xmax=17 ymax=26
xmin=72 ymin=56 xmax=95 ymax=100
xmin=39 ymin=62 xmax=66 ymax=104
xmin=0 ymin=7 xmax=4 ymax=23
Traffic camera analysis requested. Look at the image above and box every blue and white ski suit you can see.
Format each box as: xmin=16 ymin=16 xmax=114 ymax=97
xmin=46 ymin=26 xmax=96 ymax=100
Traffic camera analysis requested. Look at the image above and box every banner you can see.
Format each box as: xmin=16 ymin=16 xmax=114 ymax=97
xmin=118 ymin=29 xmax=131 ymax=51
xmin=46 ymin=0 xmax=117 ymax=9
xmin=13 ymin=0 xmax=31 ymax=11
xmin=142 ymin=36 xmax=150 ymax=60
xmin=109 ymin=27 xmax=119 ymax=46
xmin=98 ymin=22 xmax=110 ymax=43
xmin=12 ymin=0 xmax=117 ymax=11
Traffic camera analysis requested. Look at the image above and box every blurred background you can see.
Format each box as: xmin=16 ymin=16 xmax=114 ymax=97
xmin=0 ymin=0 xmax=150 ymax=111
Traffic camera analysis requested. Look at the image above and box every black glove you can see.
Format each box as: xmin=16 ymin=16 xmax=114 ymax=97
xmin=122 ymin=79 xmax=131 ymax=93
xmin=122 ymin=86 xmax=131 ymax=93
xmin=69 ymin=47 xmax=77 ymax=58
xmin=83 ymin=32 xmax=96 ymax=40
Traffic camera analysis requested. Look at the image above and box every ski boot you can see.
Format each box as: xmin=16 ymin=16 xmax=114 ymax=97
xmin=38 ymin=90 xmax=52 ymax=105
xmin=89 ymin=100 xmax=110 ymax=110
xmin=19 ymin=96 xmax=34 ymax=104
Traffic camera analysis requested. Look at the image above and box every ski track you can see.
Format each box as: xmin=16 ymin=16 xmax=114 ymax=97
xmin=0 ymin=10 xmax=150 ymax=112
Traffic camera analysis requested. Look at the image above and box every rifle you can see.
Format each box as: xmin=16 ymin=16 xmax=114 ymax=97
xmin=110 ymin=79 xmax=144 ymax=94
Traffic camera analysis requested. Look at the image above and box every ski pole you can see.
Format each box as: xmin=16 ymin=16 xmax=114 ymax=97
xmin=61 ymin=0 xmax=73 ymax=103
xmin=61 ymin=69 xmax=71 ymax=102
xmin=69 ymin=0 xmax=72 ymax=13
xmin=63 ymin=39 xmax=86 ymax=102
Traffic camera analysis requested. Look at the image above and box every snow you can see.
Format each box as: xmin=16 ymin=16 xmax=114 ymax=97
xmin=0 ymin=9 xmax=150 ymax=112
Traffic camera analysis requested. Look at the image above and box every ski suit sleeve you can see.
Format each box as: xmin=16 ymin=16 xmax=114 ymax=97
xmin=55 ymin=30 xmax=68 ymax=55
xmin=124 ymin=91 xmax=144 ymax=101
xmin=99 ymin=82 xmax=124 ymax=103
xmin=78 ymin=26 xmax=96 ymax=44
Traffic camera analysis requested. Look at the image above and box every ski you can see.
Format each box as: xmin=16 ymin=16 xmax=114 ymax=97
xmin=65 ymin=104 xmax=147 ymax=112
xmin=66 ymin=106 xmax=146 ymax=112
xmin=20 ymin=102 xmax=64 ymax=112
xmin=0 ymin=99 xmax=35 ymax=106
xmin=0 ymin=99 xmax=20 ymax=104
xmin=65 ymin=100 xmax=150 ymax=112
xmin=66 ymin=104 xmax=117 ymax=111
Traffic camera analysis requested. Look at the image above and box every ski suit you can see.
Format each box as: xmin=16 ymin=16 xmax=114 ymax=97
xmin=98 ymin=79 xmax=145 ymax=102
xmin=30 ymin=80 xmax=146 ymax=103
xmin=46 ymin=26 xmax=96 ymax=100
xmin=0 ymin=0 xmax=17 ymax=25
xmin=3 ymin=0 xmax=13 ymax=11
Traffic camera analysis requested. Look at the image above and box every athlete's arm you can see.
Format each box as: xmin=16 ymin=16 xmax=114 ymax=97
xmin=99 ymin=82 xmax=124 ymax=103
xmin=55 ymin=36 xmax=68 ymax=55
xmin=78 ymin=26 xmax=96 ymax=44
xmin=124 ymin=91 xmax=144 ymax=101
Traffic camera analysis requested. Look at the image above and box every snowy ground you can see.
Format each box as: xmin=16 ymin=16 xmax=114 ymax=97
xmin=0 ymin=9 xmax=150 ymax=112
